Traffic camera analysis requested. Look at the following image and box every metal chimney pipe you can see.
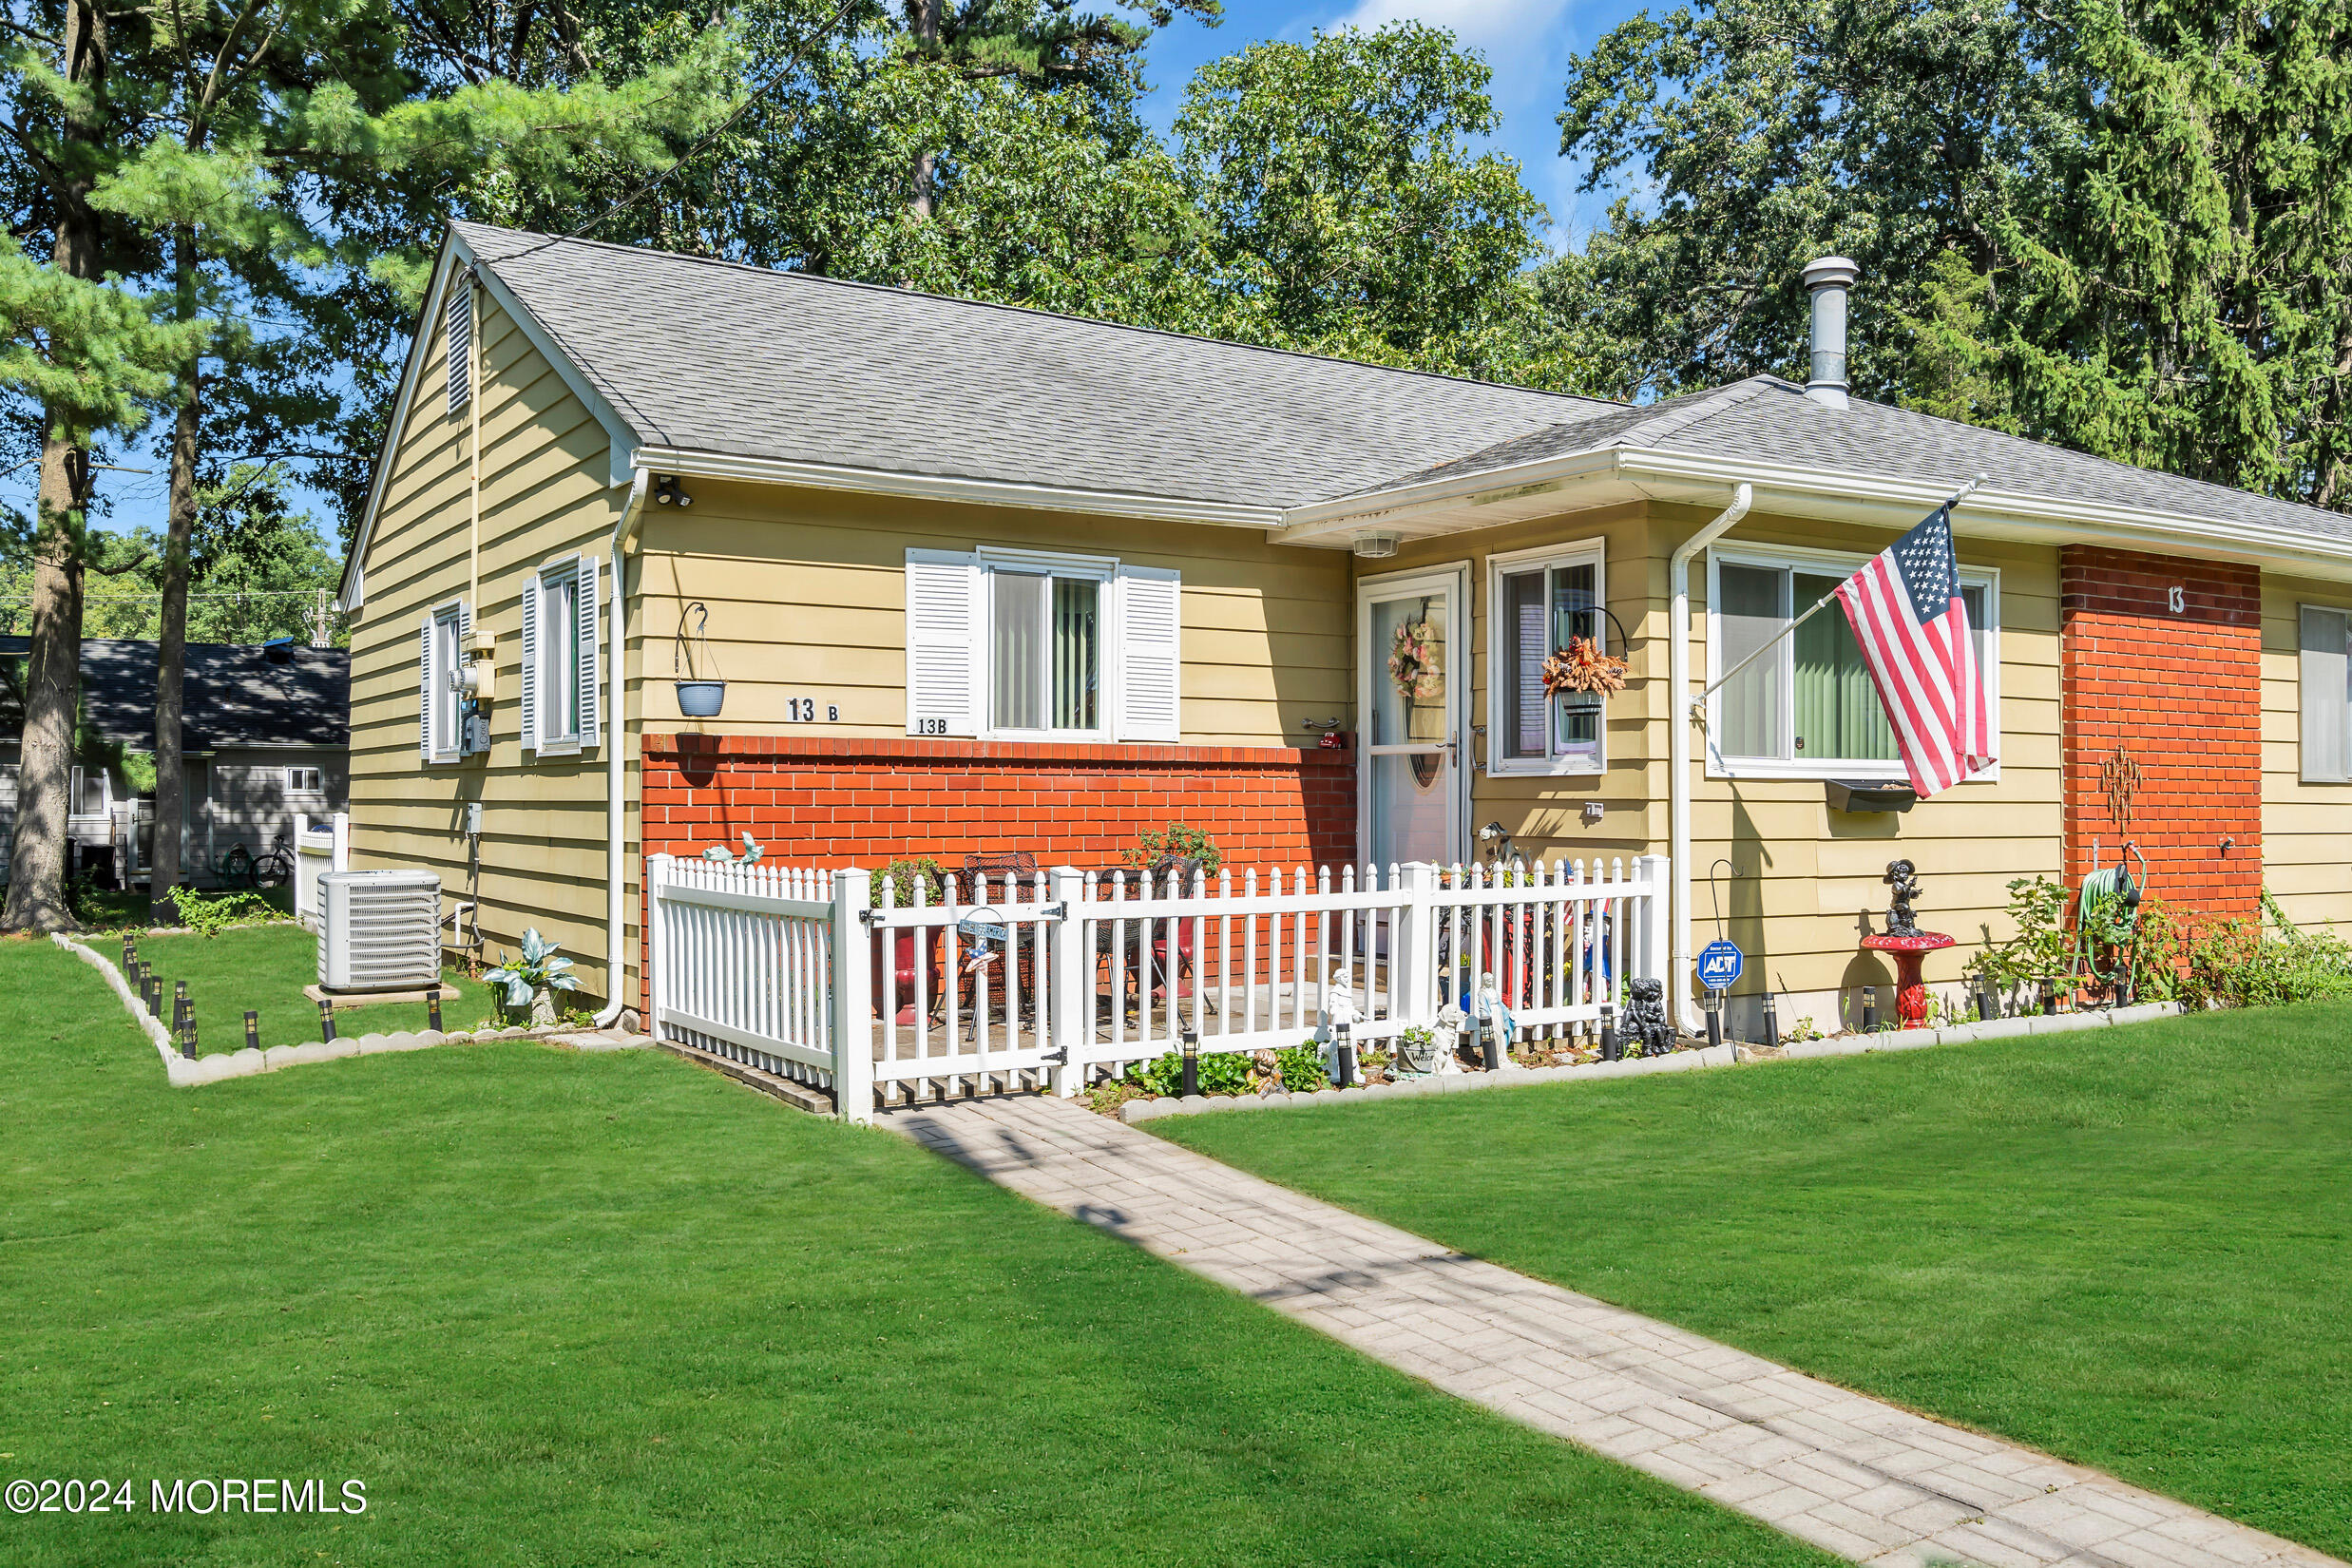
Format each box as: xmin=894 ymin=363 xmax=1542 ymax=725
xmin=1801 ymin=256 xmax=1860 ymax=409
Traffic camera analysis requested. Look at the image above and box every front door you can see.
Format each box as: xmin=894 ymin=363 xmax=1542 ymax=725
xmin=1358 ymin=565 xmax=1467 ymax=869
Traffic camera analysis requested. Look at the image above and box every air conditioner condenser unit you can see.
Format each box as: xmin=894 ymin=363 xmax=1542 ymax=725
xmin=318 ymin=869 xmax=443 ymax=993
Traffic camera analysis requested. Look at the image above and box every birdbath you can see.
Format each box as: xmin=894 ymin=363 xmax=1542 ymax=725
xmin=1860 ymin=931 xmax=1956 ymax=1029
xmin=1864 ymin=858 xmax=1954 ymax=1029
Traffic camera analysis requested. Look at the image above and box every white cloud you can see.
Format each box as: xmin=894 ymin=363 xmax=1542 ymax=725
xmin=1333 ymin=0 xmax=1571 ymax=52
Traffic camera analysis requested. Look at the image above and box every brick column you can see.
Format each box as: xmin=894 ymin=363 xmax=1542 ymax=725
xmin=2058 ymin=546 xmax=2260 ymax=919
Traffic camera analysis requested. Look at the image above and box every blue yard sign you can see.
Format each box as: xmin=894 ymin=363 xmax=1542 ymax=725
xmin=1696 ymin=939 xmax=1744 ymax=991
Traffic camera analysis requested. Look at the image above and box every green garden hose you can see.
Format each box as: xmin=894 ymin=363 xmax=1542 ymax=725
xmin=2075 ymin=849 xmax=2148 ymax=991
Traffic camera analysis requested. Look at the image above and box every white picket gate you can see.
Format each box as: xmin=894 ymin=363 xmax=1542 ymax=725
xmin=646 ymin=852 xmax=1668 ymax=1123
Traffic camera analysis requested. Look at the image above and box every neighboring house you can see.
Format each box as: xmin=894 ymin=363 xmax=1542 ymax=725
xmin=0 ymin=638 xmax=350 ymax=889
xmin=337 ymin=221 xmax=2352 ymax=1029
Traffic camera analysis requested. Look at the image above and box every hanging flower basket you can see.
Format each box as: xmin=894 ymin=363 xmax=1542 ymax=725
xmin=1541 ymin=636 xmax=1627 ymax=697
xmin=673 ymin=600 xmax=726 ymax=717
xmin=1389 ymin=619 xmax=1447 ymax=742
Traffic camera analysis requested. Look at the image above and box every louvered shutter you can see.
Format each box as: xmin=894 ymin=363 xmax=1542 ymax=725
xmin=906 ymin=550 xmax=979 ymax=736
xmin=1115 ymin=566 xmax=1182 ymax=742
xmin=578 ymin=555 xmax=602 ymax=749
xmin=418 ymin=615 xmax=434 ymax=762
xmin=446 ymin=285 xmax=472 ymax=415
xmin=519 ymin=573 xmax=539 ymax=755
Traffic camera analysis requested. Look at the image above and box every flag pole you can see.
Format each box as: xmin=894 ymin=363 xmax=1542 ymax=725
xmin=1688 ymin=473 xmax=1988 ymax=720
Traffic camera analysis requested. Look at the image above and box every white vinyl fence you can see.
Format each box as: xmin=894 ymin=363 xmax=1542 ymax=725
xmin=648 ymin=852 xmax=1667 ymax=1123
xmin=292 ymin=811 xmax=350 ymax=928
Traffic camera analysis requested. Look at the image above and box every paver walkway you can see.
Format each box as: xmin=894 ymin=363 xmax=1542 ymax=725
xmin=881 ymin=1094 xmax=2341 ymax=1568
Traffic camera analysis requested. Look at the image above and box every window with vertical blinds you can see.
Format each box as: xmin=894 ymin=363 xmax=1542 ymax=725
xmin=2300 ymin=605 xmax=2351 ymax=782
xmin=1489 ymin=545 xmax=1606 ymax=774
xmin=1710 ymin=549 xmax=1998 ymax=778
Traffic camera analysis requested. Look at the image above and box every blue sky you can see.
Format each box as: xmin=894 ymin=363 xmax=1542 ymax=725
xmin=73 ymin=0 xmax=1649 ymax=544
xmin=1136 ymin=0 xmax=1650 ymax=249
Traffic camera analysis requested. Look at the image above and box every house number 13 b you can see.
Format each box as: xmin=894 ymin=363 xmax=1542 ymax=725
xmin=787 ymin=698 xmax=837 ymax=722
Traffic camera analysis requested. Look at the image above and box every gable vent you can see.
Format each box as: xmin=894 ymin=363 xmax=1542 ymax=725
xmin=445 ymin=280 xmax=473 ymax=415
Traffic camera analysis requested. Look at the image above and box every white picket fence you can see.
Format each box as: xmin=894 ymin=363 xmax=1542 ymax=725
xmin=647 ymin=852 xmax=1668 ymax=1122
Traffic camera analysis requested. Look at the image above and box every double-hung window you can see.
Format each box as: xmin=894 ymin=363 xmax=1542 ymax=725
xmin=2299 ymin=605 xmax=2352 ymax=782
xmin=906 ymin=548 xmax=1180 ymax=742
xmin=522 ymin=555 xmax=600 ymax=757
xmin=1708 ymin=546 xmax=1998 ymax=780
xmin=419 ymin=601 xmax=467 ymax=764
xmin=1489 ymin=543 xmax=1607 ymax=774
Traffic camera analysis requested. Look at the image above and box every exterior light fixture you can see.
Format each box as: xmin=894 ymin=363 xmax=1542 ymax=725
xmin=1350 ymin=531 xmax=1399 ymax=559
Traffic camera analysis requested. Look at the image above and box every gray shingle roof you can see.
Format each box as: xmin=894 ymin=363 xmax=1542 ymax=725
xmin=1365 ymin=376 xmax=2352 ymax=544
xmin=458 ymin=223 xmax=1620 ymax=511
xmin=459 ymin=224 xmax=2352 ymax=547
xmin=0 ymin=638 xmax=348 ymax=751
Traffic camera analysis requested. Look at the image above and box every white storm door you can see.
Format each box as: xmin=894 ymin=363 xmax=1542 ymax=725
xmin=1357 ymin=564 xmax=1468 ymax=870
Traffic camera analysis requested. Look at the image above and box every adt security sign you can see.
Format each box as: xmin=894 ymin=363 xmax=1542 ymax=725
xmin=1696 ymin=939 xmax=1744 ymax=991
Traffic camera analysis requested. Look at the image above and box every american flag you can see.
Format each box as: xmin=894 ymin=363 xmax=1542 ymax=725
xmin=1832 ymin=504 xmax=1995 ymax=796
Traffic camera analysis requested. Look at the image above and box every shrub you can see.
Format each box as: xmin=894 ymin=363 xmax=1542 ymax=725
xmin=1122 ymin=1047 xmax=1254 ymax=1098
xmin=870 ymin=858 xmax=947 ymax=908
xmin=2178 ymin=897 xmax=2352 ymax=1009
xmin=167 ymin=885 xmax=280 ymax=938
xmin=1272 ymin=1042 xmax=1328 ymax=1092
xmin=1125 ymin=825 xmax=1223 ymax=877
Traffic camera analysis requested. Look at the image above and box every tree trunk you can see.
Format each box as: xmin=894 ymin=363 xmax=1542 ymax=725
xmin=151 ymin=230 xmax=200 ymax=923
xmin=907 ymin=0 xmax=944 ymax=220
xmin=3 ymin=447 xmax=90 ymax=932
xmin=1 ymin=0 xmax=108 ymax=935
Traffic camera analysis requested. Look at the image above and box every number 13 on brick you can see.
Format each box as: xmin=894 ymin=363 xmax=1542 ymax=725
xmin=1697 ymin=940 xmax=1743 ymax=990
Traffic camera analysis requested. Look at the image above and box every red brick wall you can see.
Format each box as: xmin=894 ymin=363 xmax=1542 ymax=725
xmin=2059 ymin=546 xmax=2260 ymax=919
xmin=641 ymin=735 xmax=1356 ymax=870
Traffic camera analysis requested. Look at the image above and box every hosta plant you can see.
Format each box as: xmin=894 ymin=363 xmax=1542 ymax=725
xmin=484 ymin=929 xmax=578 ymax=1025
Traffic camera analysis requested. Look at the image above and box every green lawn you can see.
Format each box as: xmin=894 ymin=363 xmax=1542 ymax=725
xmin=1162 ymin=1009 xmax=2352 ymax=1559
xmin=0 ymin=936 xmax=1832 ymax=1568
xmin=119 ymin=923 xmax=496 ymax=1048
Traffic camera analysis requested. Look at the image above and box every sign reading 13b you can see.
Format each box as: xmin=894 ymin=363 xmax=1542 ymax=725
xmin=1697 ymin=940 xmax=1744 ymax=991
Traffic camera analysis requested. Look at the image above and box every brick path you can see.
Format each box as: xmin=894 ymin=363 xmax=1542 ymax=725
xmin=881 ymin=1094 xmax=2340 ymax=1568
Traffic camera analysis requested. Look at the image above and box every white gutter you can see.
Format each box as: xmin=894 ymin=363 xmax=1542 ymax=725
xmin=1669 ymin=483 xmax=1750 ymax=1037
xmin=592 ymin=468 xmax=651 ymax=1029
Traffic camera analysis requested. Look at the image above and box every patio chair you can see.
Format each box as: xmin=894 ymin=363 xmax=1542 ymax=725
xmin=958 ymin=851 xmax=1042 ymax=1023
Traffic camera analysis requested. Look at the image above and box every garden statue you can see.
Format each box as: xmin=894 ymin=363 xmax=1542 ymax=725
xmin=1621 ymin=978 xmax=1673 ymax=1058
xmin=1471 ymin=971 xmax=1517 ymax=1051
xmin=1424 ymin=1005 xmax=1467 ymax=1074
xmin=1884 ymin=858 xmax=1922 ymax=938
xmin=1862 ymin=857 xmax=1955 ymax=1029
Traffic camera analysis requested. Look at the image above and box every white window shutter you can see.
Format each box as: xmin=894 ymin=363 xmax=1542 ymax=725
xmin=446 ymin=284 xmax=472 ymax=415
xmin=1116 ymin=566 xmax=1182 ymax=742
xmin=906 ymin=549 xmax=979 ymax=736
xmin=418 ymin=615 xmax=434 ymax=763
xmin=578 ymin=555 xmax=602 ymax=749
xmin=519 ymin=574 xmax=539 ymax=755
xmin=2301 ymin=606 xmax=2348 ymax=783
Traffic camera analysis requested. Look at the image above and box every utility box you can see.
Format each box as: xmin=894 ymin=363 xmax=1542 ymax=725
xmin=317 ymin=869 xmax=443 ymax=993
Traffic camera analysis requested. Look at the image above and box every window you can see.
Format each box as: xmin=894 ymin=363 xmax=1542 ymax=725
xmin=285 ymin=766 xmax=325 ymax=795
xmin=420 ymin=602 xmax=465 ymax=763
xmin=1708 ymin=547 xmax=1998 ymax=780
xmin=68 ymin=766 xmax=106 ymax=817
xmin=521 ymin=556 xmax=599 ymax=757
xmin=906 ymin=549 xmax=1178 ymax=742
xmin=2299 ymin=605 xmax=2351 ymax=782
xmin=1489 ymin=545 xmax=1607 ymax=774
xmin=989 ymin=566 xmax=1102 ymax=735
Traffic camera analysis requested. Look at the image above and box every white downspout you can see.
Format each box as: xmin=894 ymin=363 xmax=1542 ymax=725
xmin=593 ymin=468 xmax=650 ymax=1029
xmin=1669 ymin=482 xmax=1751 ymax=1037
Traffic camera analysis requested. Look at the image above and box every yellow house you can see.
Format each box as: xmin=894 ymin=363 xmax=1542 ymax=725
xmin=339 ymin=223 xmax=2352 ymax=1034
